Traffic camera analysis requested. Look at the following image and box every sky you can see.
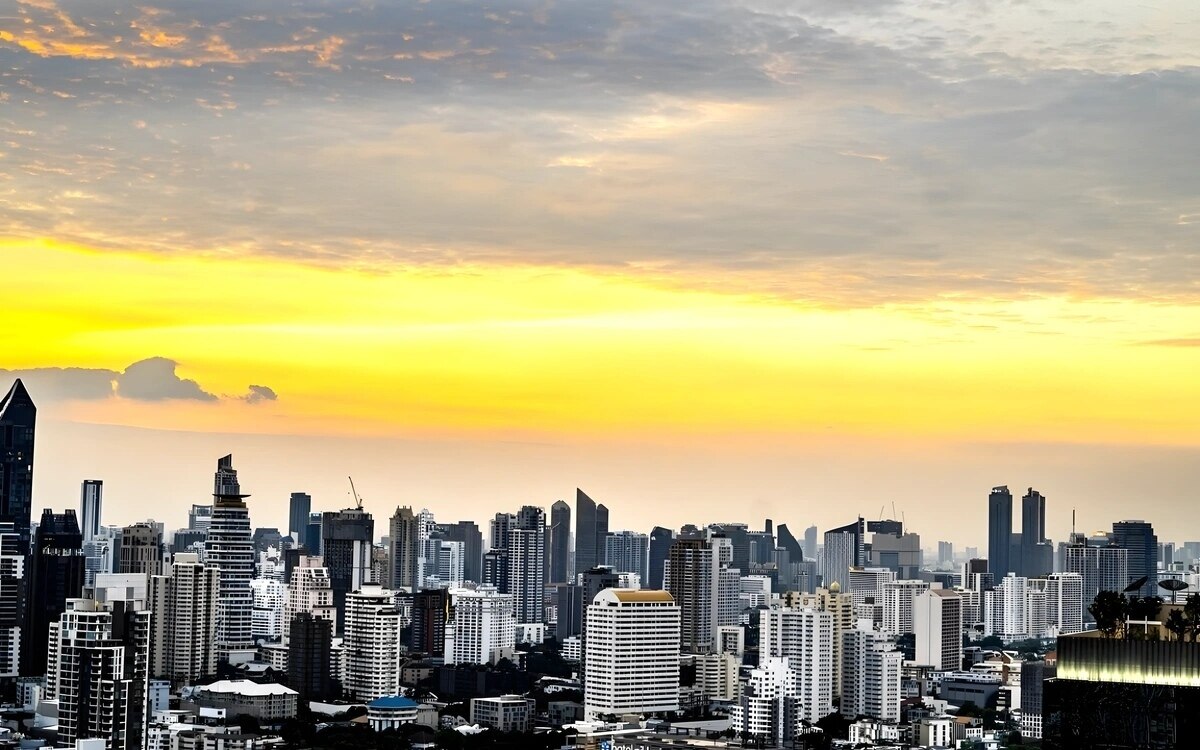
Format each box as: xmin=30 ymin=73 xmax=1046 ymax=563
xmin=1 ymin=0 xmax=1198 ymax=549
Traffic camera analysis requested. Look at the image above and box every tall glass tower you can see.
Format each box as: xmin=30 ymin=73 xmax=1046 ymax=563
xmin=0 ymin=379 xmax=35 ymax=548
xmin=988 ymin=486 xmax=1013 ymax=578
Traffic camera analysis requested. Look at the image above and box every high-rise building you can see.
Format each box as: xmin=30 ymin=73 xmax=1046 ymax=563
xmin=663 ymin=535 xmax=739 ymax=653
xmin=342 ymin=585 xmax=402 ymax=701
xmin=988 ymin=486 xmax=1013 ymax=578
xmin=823 ymin=518 xmax=864 ymax=590
xmin=583 ymin=589 xmax=680 ymax=720
xmin=731 ymin=657 xmax=805 ymax=747
xmin=1060 ymin=535 xmax=1129 ymax=618
xmin=841 ymin=622 xmax=903 ymax=722
xmin=288 ymin=611 xmax=336 ymax=701
xmin=548 ymin=501 xmax=572 ymax=584
xmin=48 ymin=598 xmax=151 ymax=750
xmin=388 ymin=506 xmax=418 ymax=591
xmin=251 ymin=577 xmax=287 ymax=643
xmin=283 ymin=556 xmax=336 ymax=641
xmin=437 ymin=540 xmax=465 ymax=588
xmin=0 ymin=380 xmax=35 ymax=550
xmin=0 ymin=522 xmax=21 ymax=678
xmin=574 ymin=489 xmax=609 ymax=573
xmin=914 ymin=589 xmax=963 ymax=670
xmin=441 ymin=521 xmax=483 ymax=584
xmin=321 ymin=507 xmax=375 ymax=628
xmin=605 ymin=530 xmax=648 ymax=583
xmin=868 ymin=532 xmax=923 ymax=579
xmin=985 ymin=574 xmax=1030 ymax=639
xmin=647 ymin=526 xmax=674 ymax=590
xmin=1112 ymin=520 xmax=1157 ymax=597
xmin=443 ymin=588 xmax=517 ymax=666
xmin=757 ymin=607 xmax=834 ymax=723
xmin=287 ymin=492 xmax=311 ymax=541
xmin=882 ymin=580 xmax=931 ymax=636
xmin=577 ymin=566 xmax=620 ymax=662
xmin=80 ymin=480 xmax=103 ymax=543
xmin=804 ymin=526 xmax=819 ymax=560
xmin=187 ymin=504 xmax=212 ymax=533
xmin=304 ymin=511 xmax=322 ymax=555
xmin=937 ymin=541 xmax=954 ymax=565
xmin=119 ymin=522 xmax=163 ymax=577
xmin=148 ymin=552 xmax=220 ymax=686
xmin=1020 ymin=488 xmax=1052 ymax=577
xmin=1046 ymin=572 xmax=1084 ymax=635
xmin=777 ymin=524 xmax=804 ymax=560
xmin=507 ymin=506 xmax=545 ymax=624
xmin=206 ymin=455 xmax=256 ymax=662
xmin=21 ymin=508 xmax=85 ymax=677
xmin=411 ymin=589 xmax=450 ymax=656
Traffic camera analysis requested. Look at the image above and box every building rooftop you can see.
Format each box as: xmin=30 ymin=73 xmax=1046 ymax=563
xmin=195 ymin=680 xmax=298 ymax=697
xmin=368 ymin=696 xmax=418 ymax=710
xmin=602 ymin=589 xmax=674 ymax=604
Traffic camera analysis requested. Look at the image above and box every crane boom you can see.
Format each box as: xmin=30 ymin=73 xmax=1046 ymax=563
xmin=348 ymin=476 xmax=363 ymax=510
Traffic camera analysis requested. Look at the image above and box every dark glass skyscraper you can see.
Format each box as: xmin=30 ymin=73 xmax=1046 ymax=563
xmin=288 ymin=492 xmax=311 ymax=539
xmin=0 ymin=379 xmax=35 ymax=549
xmin=442 ymin=520 xmax=483 ymax=584
xmin=548 ymin=500 xmax=571 ymax=584
xmin=647 ymin=526 xmax=674 ymax=590
xmin=321 ymin=507 xmax=374 ymax=628
xmin=21 ymin=508 xmax=84 ymax=676
xmin=1020 ymin=488 xmax=1052 ymax=577
xmin=988 ymin=486 xmax=1013 ymax=578
xmin=1112 ymin=520 xmax=1157 ymax=597
xmin=574 ymin=489 xmax=609 ymax=573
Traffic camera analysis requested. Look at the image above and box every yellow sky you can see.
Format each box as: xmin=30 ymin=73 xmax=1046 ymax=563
xmin=5 ymin=238 xmax=1200 ymax=447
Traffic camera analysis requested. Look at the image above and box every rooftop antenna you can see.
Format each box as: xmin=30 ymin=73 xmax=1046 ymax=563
xmin=879 ymin=506 xmax=885 ymax=520
xmin=892 ymin=502 xmax=897 ymax=520
xmin=348 ymin=476 xmax=363 ymax=510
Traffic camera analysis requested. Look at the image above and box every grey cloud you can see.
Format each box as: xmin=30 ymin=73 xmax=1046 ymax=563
xmin=0 ymin=359 xmax=277 ymax=404
xmin=0 ymin=0 xmax=1197 ymax=304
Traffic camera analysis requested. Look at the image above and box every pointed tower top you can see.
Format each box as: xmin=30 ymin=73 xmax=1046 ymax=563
xmin=0 ymin=378 xmax=35 ymax=422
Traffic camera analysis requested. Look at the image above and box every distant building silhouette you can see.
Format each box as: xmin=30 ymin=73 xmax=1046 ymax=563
xmin=0 ymin=379 xmax=36 ymax=548
xmin=21 ymin=508 xmax=85 ymax=676
xmin=988 ymin=486 xmax=1013 ymax=578
xmin=574 ymin=489 xmax=609 ymax=573
xmin=1112 ymin=520 xmax=1157 ymax=597
xmin=647 ymin=526 xmax=674 ymax=590
xmin=288 ymin=492 xmax=311 ymax=540
xmin=548 ymin=500 xmax=572 ymax=584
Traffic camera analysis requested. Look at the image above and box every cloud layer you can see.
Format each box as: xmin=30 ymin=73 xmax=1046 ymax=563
xmin=0 ymin=0 xmax=1197 ymax=304
xmin=0 ymin=358 xmax=277 ymax=404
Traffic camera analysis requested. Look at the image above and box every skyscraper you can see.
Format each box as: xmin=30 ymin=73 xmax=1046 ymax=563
xmin=321 ymin=507 xmax=375 ymax=627
xmin=0 ymin=522 xmax=21 ymax=678
xmin=505 ymin=506 xmax=546 ymax=624
xmin=548 ymin=500 xmax=572 ymax=584
xmin=283 ymin=556 xmax=336 ymax=640
xmin=47 ymin=598 xmax=150 ymax=750
xmin=1020 ymin=488 xmax=1052 ymax=577
xmin=205 ymin=455 xmax=256 ymax=662
xmin=119 ymin=522 xmax=163 ymax=577
xmin=1112 ymin=520 xmax=1157 ymax=597
xmin=841 ymin=622 xmax=902 ymax=722
xmin=757 ymin=607 xmax=835 ymax=723
xmin=663 ymin=535 xmax=739 ymax=653
xmin=604 ymin=530 xmax=648 ymax=583
xmin=647 ymin=526 xmax=674 ymax=590
xmin=822 ymin=517 xmax=864 ymax=590
xmin=411 ymin=589 xmax=451 ymax=656
xmin=388 ymin=506 xmax=418 ymax=591
xmin=583 ymin=589 xmax=680 ymax=720
xmin=148 ymin=552 xmax=220 ymax=686
xmin=288 ymin=611 xmax=336 ymax=701
xmin=342 ymin=584 xmax=402 ymax=701
xmin=574 ymin=489 xmax=609 ymax=573
xmin=288 ymin=492 xmax=311 ymax=540
xmin=441 ymin=521 xmax=483 ymax=584
xmin=21 ymin=508 xmax=85 ymax=677
xmin=913 ymin=589 xmax=963 ymax=671
xmin=777 ymin=524 xmax=804 ymax=560
xmin=804 ymin=526 xmax=819 ymax=560
xmin=731 ymin=658 xmax=805 ymax=746
xmin=0 ymin=379 xmax=35 ymax=549
xmin=80 ymin=480 xmax=103 ymax=543
xmin=988 ymin=486 xmax=1013 ymax=578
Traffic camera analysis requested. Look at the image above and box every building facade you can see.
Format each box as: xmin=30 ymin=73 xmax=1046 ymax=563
xmin=583 ymin=589 xmax=680 ymax=720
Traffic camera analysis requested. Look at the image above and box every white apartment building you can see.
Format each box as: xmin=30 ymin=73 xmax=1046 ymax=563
xmin=283 ymin=557 xmax=336 ymax=642
xmin=342 ymin=585 xmax=402 ymax=701
xmin=695 ymin=652 xmax=739 ymax=701
xmin=443 ymin=588 xmax=517 ymax=666
xmin=882 ymin=580 xmax=931 ymax=636
xmin=730 ymin=657 xmax=805 ymax=746
xmin=914 ymin=589 xmax=963 ymax=671
xmin=758 ymin=607 xmax=834 ymax=723
xmin=149 ymin=553 xmax=220 ymax=687
xmin=1046 ymin=572 xmax=1084 ymax=635
xmin=584 ymin=589 xmax=680 ymax=720
xmin=250 ymin=578 xmax=286 ymax=643
xmin=841 ymin=622 xmax=902 ymax=722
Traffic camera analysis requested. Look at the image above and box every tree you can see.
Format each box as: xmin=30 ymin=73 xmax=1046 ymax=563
xmin=1184 ymin=593 xmax=1200 ymax=642
xmin=1089 ymin=591 xmax=1127 ymax=638
xmin=1166 ymin=609 xmax=1188 ymax=642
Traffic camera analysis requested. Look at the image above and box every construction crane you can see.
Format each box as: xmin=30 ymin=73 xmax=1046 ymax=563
xmin=348 ymin=476 xmax=363 ymax=510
